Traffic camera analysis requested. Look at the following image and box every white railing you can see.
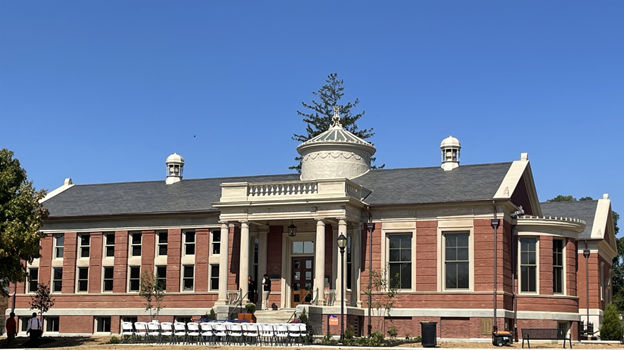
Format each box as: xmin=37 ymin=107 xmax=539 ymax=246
xmin=248 ymin=182 xmax=318 ymax=197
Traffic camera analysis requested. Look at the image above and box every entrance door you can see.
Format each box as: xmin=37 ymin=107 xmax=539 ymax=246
xmin=291 ymin=257 xmax=314 ymax=306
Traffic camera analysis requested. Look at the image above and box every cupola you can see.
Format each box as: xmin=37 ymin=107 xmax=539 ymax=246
xmin=297 ymin=106 xmax=376 ymax=180
xmin=440 ymin=136 xmax=460 ymax=171
xmin=165 ymin=153 xmax=184 ymax=184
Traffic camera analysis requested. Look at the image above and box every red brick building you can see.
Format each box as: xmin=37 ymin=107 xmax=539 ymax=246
xmin=7 ymin=113 xmax=617 ymax=340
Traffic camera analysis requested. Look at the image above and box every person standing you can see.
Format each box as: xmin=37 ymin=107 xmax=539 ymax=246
xmin=262 ymin=274 xmax=271 ymax=310
xmin=26 ymin=312 xmax=42 ymax=342
xmin=5 ymin=312 xmax=17 ymax=343
xmin=248 ymin=275 xmax=256 ymax=303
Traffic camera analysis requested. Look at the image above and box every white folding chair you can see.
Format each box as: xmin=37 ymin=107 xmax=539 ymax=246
xmin=212 ymin=322 xmax=228 ymax=343
xmin=160 ymin=322 xmax=173 ymax=343
xmin=275 ymin=323 xmax=289 ymax=345
xmin=200 ymin=322 xmax=214 ymax=344
xmin=243 ymin=322 xmax=259 ymax=344
xmin=298 ymin=323 xmax=308 ymax=344
xmin=259 ymin=323 xmax=276 ymax=345
xmin=134 ymin=322 xmax=148 ymax=343
xmin=186 ymin=322 xmax=200 ymax=343
xmin=173 ymin=321 xmax=187 ymax=343
xmin=287 ymin=323 xmax=301 ymax=345
xmin=227 ymin=323 xmax=243 ymax=344
xmin=121 ymin=321 xmax=134 ymax=342
xmin=147 ymin=321 xmax=160 ymax=342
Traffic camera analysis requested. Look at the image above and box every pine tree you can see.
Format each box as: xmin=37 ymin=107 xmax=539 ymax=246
xmin=599 ymin=303 xmax=623 ymax=340
xmin=291 ymin=73 xmax=382 ymax=172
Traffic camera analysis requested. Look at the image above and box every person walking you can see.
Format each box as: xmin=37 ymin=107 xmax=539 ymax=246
xmin=5 ymin=312 xmax=17 ymax=343
xmin=262 ymin=274 xmax=271 ymax=310
xmin=26 ymin=312 xmax=42 ymax=342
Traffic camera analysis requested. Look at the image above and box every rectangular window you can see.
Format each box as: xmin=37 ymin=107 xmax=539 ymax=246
xmin=520 ymin=238 xmax=537 ymax=292
xmin=28 ymin=268 xmax=39 ymax=292
xmin=128 ymin=266 xmax=140 ymax=292
xmin=346 ymin=236 xmax=352 ymax=290
xmin=156 ymin=265 xmax=167 ymax=290
xmin=52 ymin=267 xmax=63 ymax=292
xmin=130 ymin=233 xmax=142 ymax=257
xmin=104 ymin=233 xmax=115 ymax=258
xmin=157 ymin=231 xmax=168 ymax=256
xmin=46 ymin=317 xmax=59 ymax=332
xmin=79 ymin=234 xmax=90 ymax=258
xmin=77 ymin=267 xmax=89 ymax=292
xmin=96 ymin=316 xmax=111 ymax=332
xmin=445 ymin=233 xmax=469 ymax=289
xmin=54 ymin=234 xmax=64 ymax=258
xmin=184 ymin=230 xmax=196 ymax=255
xmin=20 ymin=317 xmax=29 ymax=332
xmin=553 ymin=239 xmax=564 ymax=294
xmin=103 ymin=266 xmax=114 ymax=292
xmin=388 ymin=234 xmax=411 ymax=289
xmin=182 ymin=265 xmax=194 ymax=291
xmin=211 ymin=230 xmax=221 ymax=255
xmin=210 ymin=264 xmax=219 ymax=290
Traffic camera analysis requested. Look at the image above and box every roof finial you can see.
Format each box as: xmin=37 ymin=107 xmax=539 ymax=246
xmin=331 ymin=105 xmax=342 ymax=128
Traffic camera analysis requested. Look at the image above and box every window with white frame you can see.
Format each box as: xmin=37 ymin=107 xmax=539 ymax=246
xmin=553 ymin=239 xmax=564 ymax=294
xmin=103 ymin=266 xmax=114 ymax=292
xmin=157 ymin=231 xmax=168 ymax=256
xmin=95 ymin=316 xmax=111 ymax=333
xmin=52 ymin=267 xmax=63 ymax=292
xmin=104 ymin=233 xmax=115 ymax=258
xmin=54 ymin=234 xmax=64 ymax=258
xmin=77 ymin=267 xmax=89 ymax=292
xmin=520 ymin=238 xmax=537 ymax=292
xmin=388 ymin=234 xmax=411 ymax=289
xmin=444 ymin=232 xmax=469 ymax=289
xmin=79 ymin=234 xmax=90 ymax=258
xmin=184 ymin=230 xmax=195 ymax=255
xmin=46 ymin=317 xmax=59 ymax=332
xmin=156 ymin=265 xmax=167 ymax=290
xmin=128 ymin=266 xmax=140 ymax=292
xmin=211 ymin=229 xmax=221 ymax=255
xmin=600 ymin=261 xmax=605 ymax=301
xmin=182 ymin=265 xmax=194 ymax=291
xmin=28 ymin=268 xmax=39 ymax=292
xmin=210 ymin=264 xmax=219 ymax=290
xmin=346 ymin=236 xmax=352 ymax=290
xmin=130 ymin=232 xmax=142 ymax=257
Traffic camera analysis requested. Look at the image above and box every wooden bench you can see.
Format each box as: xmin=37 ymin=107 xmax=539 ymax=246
xmin=522 ymin=328 xmax=572 ymax=348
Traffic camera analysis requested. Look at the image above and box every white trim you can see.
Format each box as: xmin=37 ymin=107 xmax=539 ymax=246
xmin=75 ymin=266 xmax=89 ymax=293
xmin=41 ymin=223 xmax=222 ymax=234
xmin=518 ymin=236 xmax=539 ymax=295
xmin=440 ymin=229 xmax=474 ymax=292
xmin=40 ymin=178 xmax=74 ymax=203
xmin=181 ymin=264 xmax=195 ymax=292
xmin=493 ymin=158 xmax=542 ymax=216
xmin=127 ymin=265 xmax=141 ymax=293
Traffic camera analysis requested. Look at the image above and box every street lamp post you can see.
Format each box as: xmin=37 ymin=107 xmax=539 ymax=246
xmin=491 ymin=216 xmax=500 ymax=333
xmin=366 ymin=221 xmax=375 ymax=337
xmin=583 ymin=244 xmax=590 ymax=337
xmin=337 ymin=233 xmax=348 ymax=343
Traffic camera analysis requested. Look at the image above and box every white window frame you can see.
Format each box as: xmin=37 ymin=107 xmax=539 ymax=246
xmin=442 ymin=231 xmax=472 ymax=291
xmin=183 ymin=230 xmax=196 ymax=256
xmin=102 ymin=266 xmax=114 ymax=293
xmin=76 ymin=266 xmax=89 ymax=293
xmin=78 ymin=234 xmax=90 ymax=259
xmin=129 ymin=232 xmax=142 ymax=257
xmin=211 ymin=229 xmax=221 ymax=255
xmin=156 ymin=231 xmax=168 ymax=256
xmin=45 ymin=316 xmax=60 ymax=333
xmin=103 ymin=233 xmax=115 ymax=258
xmin=518 ymin=236 xmax=539 ymax=295
xmin=128 ymin=266 xmax=141 ymax=293
xmin=28 ymin=267 xmax=39 ymax=293
xmin=181 ymin=264 xmax=195 ymax=292
xmin=209 ymin=264 xmax=219 ymax=291
xmin=600 ymin=261 xmax=605 ymax=301
xmin=53 ymin=234 xmax=64 ymax=259
xmin=155 ymin=265 xmax=167 ymax=290
xmin=94 ymin=316 xmax=112 ymax=334
xmin=51 ymin=267 xmax=63 ymax=293
xmin=552 ymin=238 xmax=566 ymax=295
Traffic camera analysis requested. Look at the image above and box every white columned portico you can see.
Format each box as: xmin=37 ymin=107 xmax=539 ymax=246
xmin=217 ymin=222 xmax=230 ymax=304
xmin=314 ymin=219 xmax=326 ymax=304
xmin=335 ymin=219 xmax=347 ymax=304
xmin=239 ymin=221 xmax=250 ymax=303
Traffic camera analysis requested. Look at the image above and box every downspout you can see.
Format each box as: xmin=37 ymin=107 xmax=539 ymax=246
xmin=511 ymin=221 xmax=518 ymax=341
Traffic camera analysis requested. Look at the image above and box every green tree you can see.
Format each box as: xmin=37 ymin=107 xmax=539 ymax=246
xmin=547 ymin=195 xmax=577 ymax=202
xmin=0 ymin=149 xmax=48 ymax=295
xmin=362 ymin=268 xmax=398 ymax=336
xmin=611 ymin=211 xmax=624 ymax=311
xmin=139 ymin=269 xmax=164 ymax=317
xmin=599 ymin=303 xmax=623 ymax=340
xmin=291 ymin=73 xmax=382 ymax=172
xmin=30 ymin=283 xmax=55 ymax=331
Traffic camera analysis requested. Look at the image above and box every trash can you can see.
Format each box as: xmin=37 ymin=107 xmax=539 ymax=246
xmin=421 ymin=321 xmax=437 ymax=347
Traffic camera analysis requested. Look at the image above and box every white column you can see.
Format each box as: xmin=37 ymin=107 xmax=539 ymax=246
xmin=352 ymin=224 xmax=362 ymax=307
xmin=258 ymin=231 xmax=267 ymax=309
xmin=239 ymin=221 xmax=250 ymax=303
xmin=314 ymin=219 xmax=325 ymax=304
xmin=217 ymin=222 xmax=230 ymax=305
xmin=335 ymin=219 xmax=347 ymax=304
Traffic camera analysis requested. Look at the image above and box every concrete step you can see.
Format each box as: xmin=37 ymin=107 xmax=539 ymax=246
xmin=254 ymin=309 xmax=297 ymax=323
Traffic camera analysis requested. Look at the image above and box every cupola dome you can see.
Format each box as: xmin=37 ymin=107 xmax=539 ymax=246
xmin=166 ymin=153 xmax=184 ymax=184
xmin=440 ymin=136 xmax=460 ymax=171
xmin=297 ymin=107 xmax=376 ymax=180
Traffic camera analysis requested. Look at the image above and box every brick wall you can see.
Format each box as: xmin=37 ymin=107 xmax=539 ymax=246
xmin=195 ymin=228 xmax=210 ymax=292
xmin=88 ymin=232 xmax=103 ymax=293
xmin=113 ymin=231 xmax=128 ymax=293
xmin=416 ymin=220 xmax=437 ymax=291
xmin=61 ymin=232 xmax=77 ymax=293
xmin=39 ymin=234 xmax=53 ymax=288
xmin=166 ymin=228 xmax=181 ymax=293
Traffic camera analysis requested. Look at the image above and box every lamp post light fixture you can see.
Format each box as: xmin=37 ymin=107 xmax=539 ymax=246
xmin=583 ymin=244 xmax=591 ymax=336
xmin=288 ymin=223 xmax=297 ymax=237
xmin=366 ymin=221 xmax=375 ymax=337
xmin=337 ymin=233 xmax=348 ymax=343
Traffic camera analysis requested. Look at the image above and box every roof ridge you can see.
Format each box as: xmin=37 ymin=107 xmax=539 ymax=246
xmin=366 ymin=161 xmax=513 ymax=173
xmin=72 ymin=172 xmax=299 ymax=187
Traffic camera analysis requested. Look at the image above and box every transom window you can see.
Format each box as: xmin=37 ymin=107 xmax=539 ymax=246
xmin=388 ymin=234 xmax=411 ymax=289
xmin=292 ymin=241 xmax=314 ymax=254
xmin=104 ymin=233 xmax=115 ymax=258
xmin=52 ymin=267 xmax=63 ymax=292
xmin=79 ymin=234 xmax=90 ymax=258
xmin=157 ymin=231 xmax=168 ymax=256
xmin=128 ymin=266 xmax=140 ymax=292
xmin=445 ymin=232 xmax=469 ymax=289
xmin=184 ymin=230 xmax=196 ymax=255
xmin=103 ymin=266 xmax=114 ymax=292
xmin=520 ymin=238 xmax=537 ymax=292
xmin=54 ymin=234 xmax=64 ymax=258
xmin=182 ymin=265 xmax=194 ymax=291
xmin=77 ymin=267 xmax=89 ymax=292
xmin=130 ymin=233 xmax=142 ymax=257
xmin=553 ymin=239 xmax=564 ymax=294
xmin=211 ymin=230 xmax=221 ymax=255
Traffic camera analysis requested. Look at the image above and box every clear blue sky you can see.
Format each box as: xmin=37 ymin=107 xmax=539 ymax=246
xmin=1 ymin=1 xmax=623 ymax=220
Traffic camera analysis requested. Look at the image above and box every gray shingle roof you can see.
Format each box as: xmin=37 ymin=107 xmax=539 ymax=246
xmin=43 ymin=162 xmax=513 ymax=218
xmin=540 ymin=200 xmax=598 ymax=239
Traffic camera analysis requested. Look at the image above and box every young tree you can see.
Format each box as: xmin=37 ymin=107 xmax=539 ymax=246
xmin=0 ymin=149 xmax=48 ymax=295
xmin=291 ymin=73 xmax=382 ymax=172
xmin=30 ymin=283 xmax=55 ymax=330
xmin=362 ymin=268 xmax=398 ymax=336
xmin=139 ymin=270 xmax=155 ymax=317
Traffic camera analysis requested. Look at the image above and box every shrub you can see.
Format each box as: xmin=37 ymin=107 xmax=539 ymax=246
xmin=245 ymin=302 xmax=256 ymax=314
xmin=387 ymin=326 xmax=397 ymax=338
xmin=108 ymin=336 xmax=121 ymax=344
xmin=208 ymin=308 xmax=217 ymax=320
xmin=321 ymin=333 xmax=338 ymax=345
xmin=600 ymin=303 xmax=623 ymax=340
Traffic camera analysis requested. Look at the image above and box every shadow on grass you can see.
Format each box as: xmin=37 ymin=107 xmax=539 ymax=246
xmin=1 ymin=336 xmax=102 ymax=348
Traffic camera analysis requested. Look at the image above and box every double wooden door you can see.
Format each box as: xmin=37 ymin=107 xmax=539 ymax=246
xmin=291 ymin=256 xmax=314 ymax=306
